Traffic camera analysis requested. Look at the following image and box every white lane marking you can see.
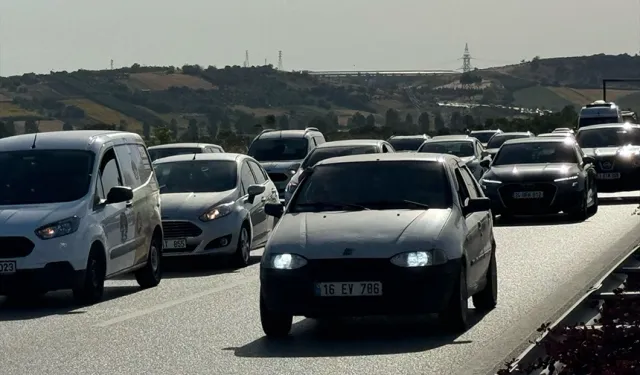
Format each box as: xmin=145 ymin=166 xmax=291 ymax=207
xmin=96 ymin=276 xmax=256 ymax=327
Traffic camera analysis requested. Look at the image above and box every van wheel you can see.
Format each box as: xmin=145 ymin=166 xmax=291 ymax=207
xmin=438 ymin=264 xmax=469 ymax=333
xmin=135 ymin=236 xmax=162 ymax=289
xmin=73 ymin=248 xmax=105 ymax=305
xmin=231 ymin=224 xmax=251 ymax=268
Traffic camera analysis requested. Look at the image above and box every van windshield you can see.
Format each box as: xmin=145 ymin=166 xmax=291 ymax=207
xmin=0 ymin=150 xmax=94 ymax=205
xmin=578 ymin=116 xmax=619 ymax=127
xmin=248 ymin=138 xmax=309 ymax=162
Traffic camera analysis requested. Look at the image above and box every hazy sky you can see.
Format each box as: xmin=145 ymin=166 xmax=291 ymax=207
xmin=2 ymin=0 xmax=640 ymax=76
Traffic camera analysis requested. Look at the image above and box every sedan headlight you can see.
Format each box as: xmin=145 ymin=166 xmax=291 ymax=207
xmin=199 ymin=202 xmax=234 ymax=222
xmin=554 ymin=175 xmax=578 ymax=182
xmin=390 ymin=249 xmax=448 ymax=267
xmin=35 ymin=216 xmax=81 ymax=240
xmin=263 ymin=253 xmax=308 ymax=270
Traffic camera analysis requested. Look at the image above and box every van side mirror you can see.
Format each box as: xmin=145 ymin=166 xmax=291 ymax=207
xmin=106 ymin=186 xmax=133 ymax=204
xmin=480 ymin=159 xmax=491 ymax=169
xmin=265 ymin=202 xmax=284 ymax=218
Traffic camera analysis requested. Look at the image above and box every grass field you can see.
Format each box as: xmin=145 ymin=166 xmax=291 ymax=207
xmin=62 ymin=98 xmax=142 ymax=131
xmin=0 ymin=102 xmax=39 ymax=118
xmin=127 ymin=73 xmax=215 ymax=91
xmin=548 ymin=87 xmax=637 ymax=106
xmin=512 ymin=86 xmax=573 ymax=110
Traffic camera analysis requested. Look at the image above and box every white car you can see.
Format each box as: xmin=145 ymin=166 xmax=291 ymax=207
xmin=153 ymin=153 xmax=279 ymax=267
xmin=0 ymin=130 xmax=163 ymax=304
xmin=259 ymin=153 xmax=497 ymax=338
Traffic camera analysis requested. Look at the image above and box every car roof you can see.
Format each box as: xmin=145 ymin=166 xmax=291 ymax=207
xmin=388 ymin=135 xmax=429 ymax=140
xmin=431 ymin=134 xmax=469 ymax=140
xmin=422 ymin=137 xmax=473 ymax=143
xmin=492 ymin=132 xmax=531 ymax=137
xmin=537 ymin=133 xmax=573 ymax=137
xmin=316 ymin=139 xmax=382 ymax=148
xmin=153 ymin=152 xmax=245 ymax=164
xmin=0 ymin=130 xmax=143 ymax=152
xmin=257 ymin=129 xmax=320 ymax=139
xmin=148 ymin=143 xmax=218 ymax=150
xmin=577 ymin=123 xmax=640 ymax=131
xmin=503 ymin=137 xmax=574 ymax=146
xmin=314 ymin=152 xmax=457 ymax=167
xmin=470 ymin=129 xmax=501 ymax=133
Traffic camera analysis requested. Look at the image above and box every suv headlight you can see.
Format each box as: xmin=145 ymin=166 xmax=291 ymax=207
xmin=35 ymin=216 xmax=81 ymax=240
xmin=390 ymin=249 xmax=448 ymax=267
xmin=554 ymin=175 xmax=578 ymax=182
xmin=263 ymin=253 xmax=308 ymax=270
xmin=199 ymin=202 xmax=234 ymax=222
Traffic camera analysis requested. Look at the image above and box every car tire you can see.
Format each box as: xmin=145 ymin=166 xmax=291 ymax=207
xmin=438 ymin=264 xmax=469 ymax=333
xmin=472 ymin=246 xmax=497 ymax=312
xmin=260 ymin=295 xmax=292 ymax=338
xmin=587 ymin=182 xmax=598 ymax=217
xmin=231 ymin=224 xmax=251 ymax=268
xmin=135 ymin=235 xmax=162 ymax=289
xmin=73 ymin=247 xmax=106 ymax=305
xmin=568 ymin=190 xmax=588 ymax=221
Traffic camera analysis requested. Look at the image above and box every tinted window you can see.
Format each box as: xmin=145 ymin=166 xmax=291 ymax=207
xmin=290 ymin=161 xmax=451 ymax=212
xmin=486 ymin=134 xmax=531 ymax=148
xmin=469 ymin=132 xmax=497 ymax=143
xmin=135 ymin=145 xmax=153 ymax=184
xmin=155 ymin=160 xmax=237 ymax=193
xmin=578 ymin=116 xmax=619 ymax=127
xmin=114 ymin=145 xmax=140 ymax=188
xmin=247 ymin=138 xmax=309 ymax=161
xmin=493 ymin=142 xmax=578 ymax=165
xmin=576 ymin=126 xmax=640 ymax=148
xmin=0 ymin=150 xmax=95 ymax=205
xmin=460 ymin=166 xmax=481 ymax=197
xmin=419 ymin=141 xmax=475 ymax=157
xmin=240 ymin=163 xmax=256 ymax=190
xmin=387 ymin=138 xmax=424 ymax=151
xmin=98 ymin=150 xmax=123 ymax=199
xmin=148 ymin=147 xmax=202 ymax=161
xmin=300 ymin=145 xmax=379 ymax=169
xmin=248 ymin=161 xmax=266 ymax=184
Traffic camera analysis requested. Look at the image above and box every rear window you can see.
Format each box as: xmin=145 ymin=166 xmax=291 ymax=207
xmin=578 ymin=116 xmax=619 ymax=128
xmin=148 ymin=147 xmax=201 ymax=161
xmin=486 ymin=134 xmax=531 ymax=149
xmin=300 ymin=145 xmax=378 ymax=168
xmin=248 ymin=138 xmax=309 ymax=162
xmin=493 ymin=142 xmax=578 ymax=166
xmin=387 ymin=138 xmax=425 ymax=151
xmin=576 ymin=126 xmax=640 ymax=148
xmin=418 ymin=141 xmax=475 ymax=157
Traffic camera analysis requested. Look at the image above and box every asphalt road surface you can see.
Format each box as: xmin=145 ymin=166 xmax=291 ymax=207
xmin=2 ymin=192 xmax=640 ymax=375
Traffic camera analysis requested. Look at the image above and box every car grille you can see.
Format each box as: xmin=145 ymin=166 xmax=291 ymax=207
xmin=596 ymin=156 xmax=617 ymax=172
xmin=305 ymin=259 xmax=391 ymax=281
xmin=162 ymin=221 xmax=202 ymax=238
xmin=0 ymin=237 xmax=35 ymax=258
xmin=268 ymin=173 xmax=289 ymax=182
xmin=498 ymin=182 xmax=557 ymax=210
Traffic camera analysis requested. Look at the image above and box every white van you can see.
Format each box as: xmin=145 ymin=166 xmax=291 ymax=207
xmin=0 ymin=130 xmax=163 ymax=304
xmin=578 ymin=100 xmax=623 ymax=128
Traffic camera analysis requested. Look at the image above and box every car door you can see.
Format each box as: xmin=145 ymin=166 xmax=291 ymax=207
xmin=240 ymin=161 xmax=267 ymax=243
xmin=247 ymin=160 xmax=272 ymax=245
xmin=453 ymin=165 xmax=484 ymax=289
xmin=112 ymin=144 xmax=140 ymax=271
xmin=93 ymin=147 xmax=129 ymax=276
xmin=460 ymin=164 xmax=492 ymax=286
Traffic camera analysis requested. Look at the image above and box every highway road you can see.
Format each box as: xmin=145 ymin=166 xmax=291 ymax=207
xmin=2 ymin=192 xmax=640 ymax=375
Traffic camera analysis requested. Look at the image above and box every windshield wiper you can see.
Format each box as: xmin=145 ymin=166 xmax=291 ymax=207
xmin=359 ymin=200 xmax=430 ymax=210
xmin=295 ymin=202 xmax=369 ymax=211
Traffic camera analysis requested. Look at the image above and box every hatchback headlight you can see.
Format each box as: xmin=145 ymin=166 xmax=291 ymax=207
xmin=199 ymin=202 xmax=233 ymax=222
xmin=35 ymin=216 xmax=81 ymax=240
xmin=263 ymin=253 xmax=308 ymax=270
xmin=390 ymin=249 xmax=448 ymax=267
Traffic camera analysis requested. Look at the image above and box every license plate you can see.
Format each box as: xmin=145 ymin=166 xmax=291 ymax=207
xmin=164 ymin=238 xmax=186 ymax=249
xmin=315 ymin=282 xmax=382 ymax=297
xmin=0 ymin=261 xmax=16 ymax=274
xmin=513 ymin=191 xmax=543 ymax=199
xmin=597 ymin=172 xmax=621 ymax=180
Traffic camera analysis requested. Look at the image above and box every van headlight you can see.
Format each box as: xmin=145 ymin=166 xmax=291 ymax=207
xmin=390 ymin=249 xmax=448 ymax=267
xmin=199 ymin=202 xmax=233 ymax=222
xmin=263 ymin=253 xmax=308 ymax=270
xmin=35 ymin=216 xmax=81 ymax=240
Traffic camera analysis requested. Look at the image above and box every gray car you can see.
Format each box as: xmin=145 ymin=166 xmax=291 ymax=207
xmin=259 ymin=153 xmax=497 ymax=337
xmin=153 ymin=153 xmax=279 ymax=267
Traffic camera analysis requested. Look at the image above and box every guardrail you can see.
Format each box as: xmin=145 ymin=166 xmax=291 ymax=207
xmin=499 ymin=244 xmax=640 ymax=374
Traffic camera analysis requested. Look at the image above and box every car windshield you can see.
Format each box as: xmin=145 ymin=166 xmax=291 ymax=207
xmin=290 ymin=161 xmax=451 ymax=212
xmin=148 ymin=147 xmax=201 ymax=161
xmin=419 ymin=141 xmax=475 ymax=157
xmin=155 ymin=160 xmax=237 ymax=193
xmin=578 ymin=116 xmax=619 ymax=128
xmin=248 ymin=138 xmax=309 ymax=161
xmin=576 ymin=126 xmax=640 ymax=148
xmin=0 ymin=150 xmax=94 ymax=205
xmin=470 ymin=132 xmax=497 ymax=143
xmin=388 ymin=138 xmax=424 ymax=151
xmin=492 ymin=142 xmax=577 ymax=165
xmin=300 ymin=145 xmax=378 ymax=169
xmin=486 ymin=134 xmax=530 ymax=148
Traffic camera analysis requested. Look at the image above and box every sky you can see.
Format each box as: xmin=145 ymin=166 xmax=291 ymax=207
xmin=2 ymin=0 xmax=640 ymax=77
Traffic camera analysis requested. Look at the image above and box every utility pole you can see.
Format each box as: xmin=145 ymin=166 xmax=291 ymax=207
xmin=461 ymin=43 xmax=473 ymax=73
xmin=110 ymin=59 xmax=114 ymax=70
xmin=277 ymin=51 xmax=283 ymax=71
xmin=243 ymin=50 xmax=250 ymax=68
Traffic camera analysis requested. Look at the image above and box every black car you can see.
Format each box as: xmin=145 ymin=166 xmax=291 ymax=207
xmin=418 ymin=137 xmax=489 ymax=180
xmin=485 ymin=132 xmax=535 ymax=157
xmin=575 ymin=123 xmax=640 ymax=192
xmin=479 ymin=138 xmax=598 ymax=220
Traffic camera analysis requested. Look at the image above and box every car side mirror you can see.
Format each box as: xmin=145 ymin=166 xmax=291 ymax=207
xmin=480 ymin=159 xmax=491 ymax=168
xmin=465 ymin=197 xmax=492 ymax=214
xmin=246 ymin=184 xmax=266 ymax=204
xmin=265 ymin=202 xmax=284 ymax=218
xmin=106 ymin=186 xmax=133 ymax=204
xmin=481 ymin=151 xmax=489 ymax=158
xmin=583 ymin=156 xmax=595 ymax=165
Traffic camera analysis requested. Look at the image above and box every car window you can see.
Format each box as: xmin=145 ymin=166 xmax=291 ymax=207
xmin=460 ymin=166 xmax=482 ymax=198
xmin=454 ymin=168 xmax=471 ymax=207
xmin=486 ymin=134 xmax=530 ymax=149
xmin=419 ymin=141 xmax=475 ymax=157
xmin=470 ymin=132 xmax=496 ymax=143
xmin=154 ymin=160 xmax=237 ymax=193
xmin=99 ymin=149 xmax=123 ymax=199
xmin=493 ymin=142 xmax=578 ymax=165
xmin=240 ymin=162 xmax=257 ymax=192
xmin=576 ymin=126 xmax=640 ymax=148
xmin=247 ymin=138 xmax=309 ymax=161
xmin=300 ymin=145 xmax=379 ymax=169
xmin=135 ymin=145 xmax=153 ymax=184
xmin=475 ymin=142 xmax=484 ymax=155
xmin=114 ymin=145 xmax=140 ymax=188
xmin=248 ymin=161 xmax=267 ymax=184
xmin=388 ymin=138 xmax=424 ymax=151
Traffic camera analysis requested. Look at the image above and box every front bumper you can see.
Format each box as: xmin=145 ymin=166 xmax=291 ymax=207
xmin=482 ymin=181 xmax=583 ymax=215
xmin=260 ymin=258 xmax=460 ymax=317
xmin=0 ymin=261 xmax=84 ymax=294
xmin=161 ymin=217 xmax=239 ymax=257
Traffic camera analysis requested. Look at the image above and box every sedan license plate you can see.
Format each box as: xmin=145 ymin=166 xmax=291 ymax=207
xmin=0 ymin=261 xmax=16 ymax=274
xmin=164 ymin=238 xmax=187 ymax=249
xmin=315 ymin=282 xmax=382 ymax=297
xmin=513 ymin=191 xmax=543 ymax=199
xmin=597 ymin=172 xmax=621 ymax=180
